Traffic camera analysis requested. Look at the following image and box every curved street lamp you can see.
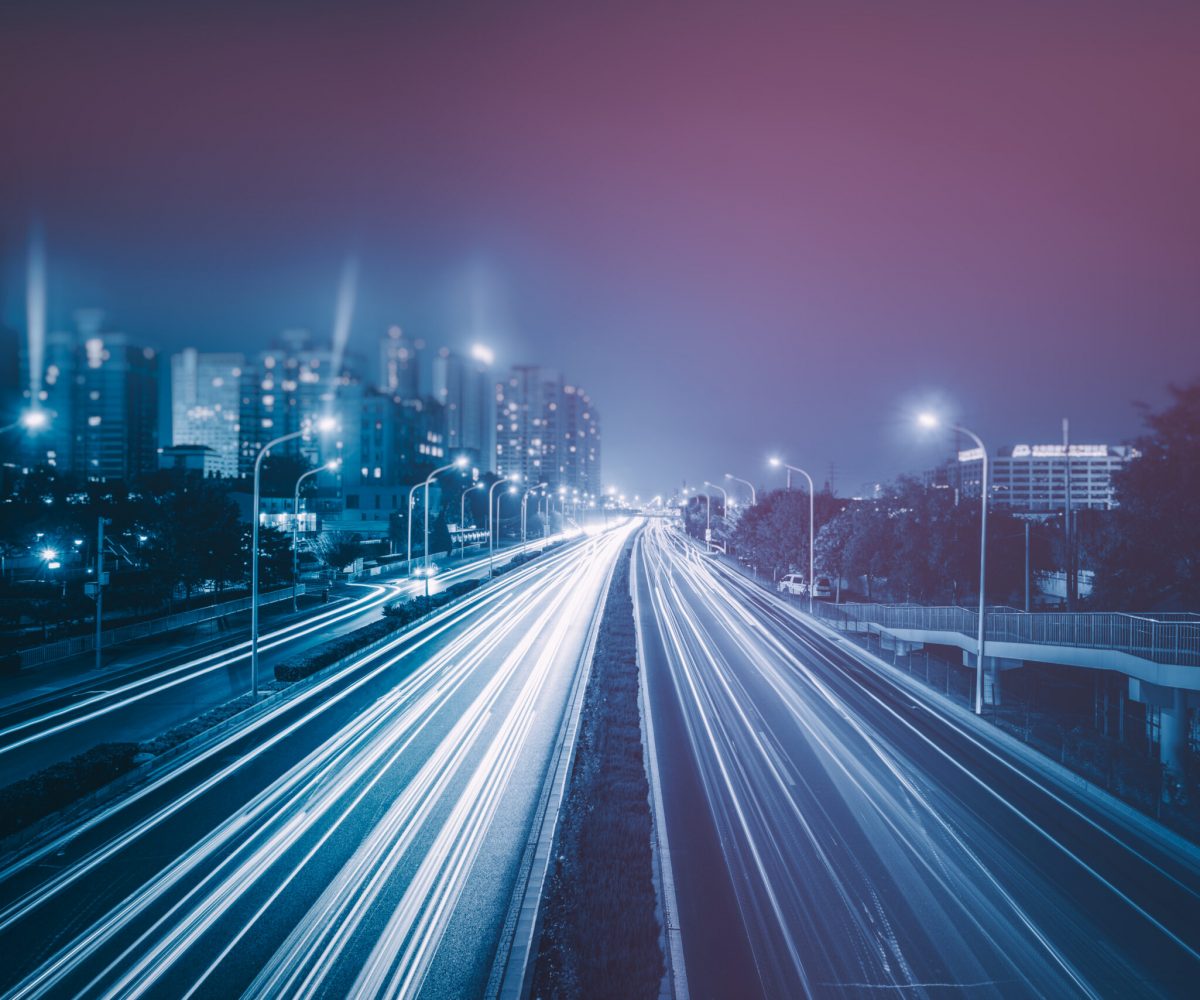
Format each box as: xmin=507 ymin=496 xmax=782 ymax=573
xmin=919 ymin=412 xmax=989 ymax=715
xmin=292 ymin=458 xmax=340 ymax=611
xmin=769 ymin=457 xmax=816 ymax=614
xmin=460 ymin=481 xmax=485 ymax=556
xmin=489 ymin=475 xmax=520 ymax=575
xmin=423 ymin=456 xmax=470 ymax=597
xmin=251 ymin=416 xmax=338 ymax=697
xmin=725 ymin=472 xmax=756 ymax=506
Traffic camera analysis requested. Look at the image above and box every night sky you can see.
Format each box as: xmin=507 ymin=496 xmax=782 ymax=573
xmin=2 ymin=1 xmax=1197 ymax=496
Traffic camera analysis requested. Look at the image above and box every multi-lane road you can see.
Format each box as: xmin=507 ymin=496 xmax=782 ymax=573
xmin=635 ymin=520 xmax=1200 ymax=999
xmin=0 ymin=524 xmax=633 ymax=999
xmin=5 ymin=516 xmax=1199 ymax=999
xmin=0 ymin=542 xmax=560 ymax=787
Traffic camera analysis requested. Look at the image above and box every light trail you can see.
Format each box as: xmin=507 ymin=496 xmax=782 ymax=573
xmin=0 ymin=523 xmax=634 ymax=999
xmin=634 ymin=520 xmax=1200 ymax=998
xmin=0 ymin=538 xmax=570 ymax=760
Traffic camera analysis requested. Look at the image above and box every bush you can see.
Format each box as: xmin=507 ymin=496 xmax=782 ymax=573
xmin=532 ymin=542 xmax=663 ymax=997
xmin=0 ymin=742 xmax=140 ymax=838
xmin=278 ymin=581 xmax=479 ymax=683
xmin=274 ymin=615 xmax=405 ymax=682
xmin=446 ymin=579 xmax=480 ymax=599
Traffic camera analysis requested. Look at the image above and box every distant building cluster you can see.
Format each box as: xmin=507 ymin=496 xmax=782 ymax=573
xmin=6 ymin=308 xmax=603 ymax=531
xmin=930 ymin=443 xmax=1135 ymax=512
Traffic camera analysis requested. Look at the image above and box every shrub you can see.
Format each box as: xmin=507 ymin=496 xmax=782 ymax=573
xmin=447 ymin=579 xmax=480 ymax=599
xmin=0 ymin=742 xmax=140 ymax=838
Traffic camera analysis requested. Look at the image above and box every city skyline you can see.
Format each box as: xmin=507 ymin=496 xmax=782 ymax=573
xmin=3 ymin=1 xmax=1197 ymax=496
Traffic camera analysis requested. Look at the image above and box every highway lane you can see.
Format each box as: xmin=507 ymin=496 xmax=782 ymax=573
xmin=0 ymin=540 xmax=561 ymax=787
xmin=0 ymin=521 xmax=632 ymax=999
xmin=634 ymin=521 xmax=1200 ymax=999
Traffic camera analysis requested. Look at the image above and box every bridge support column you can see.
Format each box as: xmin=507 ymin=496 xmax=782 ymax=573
xmin=1159 ymin=688 xmax=1188 ymax=773
xmin=1129 ymin=679 xmax=1193 ymax=772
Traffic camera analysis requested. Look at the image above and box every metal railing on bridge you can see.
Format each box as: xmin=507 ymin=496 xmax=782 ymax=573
xmin=811 ymin=601 xmax=1200 ymax=668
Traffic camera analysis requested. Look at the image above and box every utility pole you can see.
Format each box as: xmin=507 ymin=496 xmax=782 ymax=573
xmin=1063 ymin=418 xmax=1075 ymax=610
xmin=1024 ymin=519 xmax=1031 ymax=613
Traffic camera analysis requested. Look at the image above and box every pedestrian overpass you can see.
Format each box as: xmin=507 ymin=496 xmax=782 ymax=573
xmin=812 ymin=602 xmax=1200 ymax=768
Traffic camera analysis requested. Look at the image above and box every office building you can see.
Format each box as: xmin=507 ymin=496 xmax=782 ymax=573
xmin=432 ymin=345 xmax=495 ymax=471
xmin=379 ymin=326 xmax=425 ymax=399
xmin=169 ymin=348 xmax=243 ymax=477
xmin=954 ymin=443 xmax=1135 ymax=512
xmin=495 ymin=365 xmax=601 ymax=494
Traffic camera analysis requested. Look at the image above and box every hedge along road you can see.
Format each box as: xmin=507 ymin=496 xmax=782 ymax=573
xmin=0 ymin=520 xmax=635 ymax=1000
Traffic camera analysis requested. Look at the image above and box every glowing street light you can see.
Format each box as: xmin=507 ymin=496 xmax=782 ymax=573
xmin=489 ymin=474 xmax=521 ymax=575
xmin=1 ymin=407 xmax=50 ymax=436
xmin=460 ymin=481 xmax=486 ymax=556
xmin=725 ymin=472 xmax=757 ymax=506
xmin=918 ymin=411 xmax=990 ymax=715
xmin=292 ymin=458 xmax=341 ymax=611
xmin=704 ymin=481 xmax=729 ymax=536
xmin=250 ymin=417 xmax=339 ymax=698
xmin=422 ymin=456 xmax=471 ymax=598
xmin=769 ymin=457 xmax=816 ymax=613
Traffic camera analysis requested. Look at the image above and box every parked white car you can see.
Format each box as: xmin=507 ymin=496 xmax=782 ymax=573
xmin=811 ymin=575 xmax=835 ymax=599
xmin=777 ymin=573 xmax=807 ymax=596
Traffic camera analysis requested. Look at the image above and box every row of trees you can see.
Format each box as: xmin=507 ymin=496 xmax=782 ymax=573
xmin=704 ymin=380 xmax=1200 ymax=611
xmin=705 ymin=481 xmax=1051 ymax=606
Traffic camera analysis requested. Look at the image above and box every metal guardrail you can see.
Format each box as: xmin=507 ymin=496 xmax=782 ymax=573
xmin=812 ymin=601 xmax=1200 ymax=668
xmin=17 ymin=585 xmax=305 ymax=668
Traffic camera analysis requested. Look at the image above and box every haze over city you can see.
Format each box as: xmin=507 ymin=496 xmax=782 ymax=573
xmin=4 ymin=1 xmax=1198 ymax=495
xmin=2 ymin=4 xmax=1199 ymax=999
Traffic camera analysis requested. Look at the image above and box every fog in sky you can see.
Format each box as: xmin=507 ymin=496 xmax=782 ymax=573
xmin=2 ymin=1 xmax=1198 ymax=495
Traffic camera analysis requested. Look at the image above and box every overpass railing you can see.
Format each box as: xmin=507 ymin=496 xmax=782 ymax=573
xmin=812 ymin=602 xmax=1200 ymax=668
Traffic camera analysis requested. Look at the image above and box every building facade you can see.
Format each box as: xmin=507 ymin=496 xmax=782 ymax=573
xmin=169 ymin=348 xmax=243 ymax=477
xmin=955 ymin=443 xmax=1135 ymax=512
xmin=432 ymin=346 xmax=494 ymax=472
xmin=495 ymin=365 xmax=601 ymax=495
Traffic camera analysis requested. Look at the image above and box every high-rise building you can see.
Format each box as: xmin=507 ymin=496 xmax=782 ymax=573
xmin=69 ymin=312 xmax=159 ymax=482
xmin=169 ymin=348 xmax=243 ymax=477
xmin=379 ymin=326 xmax=425 ymax=399
xmin=495 ymin=365 xmax=600 ymax=494
xmin=238 ymin=330 xmax=354 ymax=475
xmin=552 ymin=382 xmax=601 ymax=496
xmin=953 ymin=443 xmax=1135 ymax=512
xmin=432 ymin=345 xmax=495 ymax=471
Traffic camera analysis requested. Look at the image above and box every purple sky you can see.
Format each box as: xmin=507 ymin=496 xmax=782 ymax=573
xmin=2 ymin=1 xmax=1198 ymax=495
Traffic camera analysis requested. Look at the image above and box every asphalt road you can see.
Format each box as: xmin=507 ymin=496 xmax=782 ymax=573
xmin=0 ymin=539 xmax=560 ymax=787
xmin=0 ymin=522 xmax=632 ymax=999
xmin=634 ymin=521 xmax=1200 ymax=999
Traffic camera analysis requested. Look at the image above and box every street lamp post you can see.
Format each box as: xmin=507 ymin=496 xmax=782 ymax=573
xmin=521 ymin=483 xmax=547 ymax=549
xmin=292 ymin=459 xmax=339 ymax=611
xmin=704 ymin=481 xmax=729 ymax=527
xmin=406 ymin=484 xmax=421 ymax=574
xmin=725 ymin=472 xmax=756 ymax=506
xmin=460 ymin=481 xmax=485 ymax=557
xmin=769 ymin=458 xmax=816 ymax=614
xmin=489 ymin=476 xmax=518 ymax=575
xmin=0 ymin=407 xmax=49 ymax=436
xmin=422 ymin=457 xmax=470 ymax=599
xmin=919 ymin=413 xmax=989 ymax=714
xmin=251 ymin=418 xmax=336 ymax=698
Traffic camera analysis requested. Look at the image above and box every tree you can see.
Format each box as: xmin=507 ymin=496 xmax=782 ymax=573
xmin=318 ymin=531 xmax=364 ymax=573
xmin=1090 ymin=381 xmax=1200 ymax=610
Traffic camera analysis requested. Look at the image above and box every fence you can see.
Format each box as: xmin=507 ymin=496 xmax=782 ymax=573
xmin=812 ymin=602 xmax=1200 ymax=668
xmin=17 ymin=585 xmax=305 ymax=668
